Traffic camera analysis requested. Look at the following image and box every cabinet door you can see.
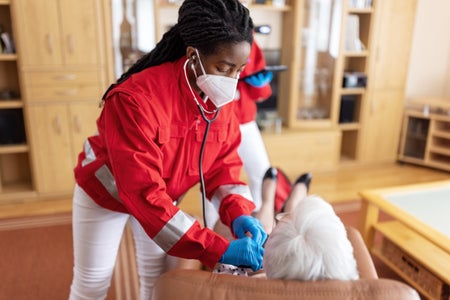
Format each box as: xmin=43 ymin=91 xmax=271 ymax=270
xmin=27 ymin=104 xmax=74 ymax=193
xmin=59 ymin=0 xmax=104 ymax=66
xmin=16 ymin=0 xmax=63 ymax=67
xmin=370 ymin=0 xmax=417 ymax=90
xmin=16 ymin=0 xmax=104 ymax=67
xmin=361 ymin=90 xmax=405 ymax=162
xmin=360 ymin=0 xmax=417 ymax=162
xmin=69 ymin=102 xmax=101 ymax=163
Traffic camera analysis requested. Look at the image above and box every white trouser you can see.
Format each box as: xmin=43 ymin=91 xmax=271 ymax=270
xmin=69 ymin=185 xmax=166 ymax=300
xmin=204 ymin=120 xmax=270 ymax=228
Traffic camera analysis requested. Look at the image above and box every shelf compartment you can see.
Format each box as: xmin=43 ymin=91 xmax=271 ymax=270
xmin=428 ymin=153 xmax=450 ymax=171
xmin=339 ymin=94 xmax=362 ymax=124
xmin=403 ymin=138 xmax=427 ymax=160
xmin=343 ymin=56 xmax=368 ymax=74
xmin=341 ymin=130 xmax=359 ymax=159
xmin=405 ymin=117 xmax=429 ymax=139
xmin=0 ymin=61 xmax=20 ymax=94
xmin=431 ymin=135 xmax=450 ymax=150
xmin=0 ymin=152 xmax=32 ymax=194
xmin=434 ymin=120 xmax=450 ymax=132
xmin=0 ymin=108 xmax=27 ymax=145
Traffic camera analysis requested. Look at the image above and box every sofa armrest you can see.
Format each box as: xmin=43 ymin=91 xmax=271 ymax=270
xmin=152 ymin=269 xmax=420 ymax=300
xmin=346 ymin=226 xmax=378 ymax=279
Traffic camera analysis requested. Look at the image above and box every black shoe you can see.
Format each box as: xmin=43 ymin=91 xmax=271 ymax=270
xmin=294 ymin=172 xmax=312 ymax=192
xmin=263 ymin=167 xmax=278 ymax=181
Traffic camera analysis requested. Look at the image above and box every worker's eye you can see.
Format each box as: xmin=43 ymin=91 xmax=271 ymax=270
xmin=216 ymin=65 xmax=232 ymax=74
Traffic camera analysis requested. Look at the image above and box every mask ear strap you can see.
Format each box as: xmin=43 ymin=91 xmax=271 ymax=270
xmin=190 ymin=60 xmax=199 ymax=79
xmin=194 ymin=49 xmax=207 ymax=75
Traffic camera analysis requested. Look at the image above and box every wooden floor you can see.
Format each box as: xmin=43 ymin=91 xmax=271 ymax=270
xmin=0 ymin=162 xmax=448 ymax=219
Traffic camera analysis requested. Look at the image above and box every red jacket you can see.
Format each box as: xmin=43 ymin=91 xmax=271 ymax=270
xmin=74 ymin=57 xmax=255 ymax=268
xmin=233 ymin=40 xmax=272 ymax=124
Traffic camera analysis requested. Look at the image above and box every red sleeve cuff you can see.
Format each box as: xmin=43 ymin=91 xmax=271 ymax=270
xmin=167 ymin=224 xmax=230 ymax=269
xmin=218 ymin=194 xmax=255 ymax=228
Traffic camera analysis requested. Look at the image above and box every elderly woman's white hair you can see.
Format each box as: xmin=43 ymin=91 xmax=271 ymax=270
xmin=263 ymin=195 xmax=359 ymax=281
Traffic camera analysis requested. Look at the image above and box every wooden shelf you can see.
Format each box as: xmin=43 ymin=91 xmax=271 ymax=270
xmin=343 ymin=50 xmax=370 ymax=57
xmin=0 ymin=53 xmax=17 ymax=61
xmin=339 ymin=123 xmax=360 ymax=131
xmin=0 ymin=100 xmax=23 ymax=108
xmin=0 ymin=1 xmax=33 ymax=200
xmin=433 ymin=131 xmax=450 ymax=139
xmin=399 ymin=106 xmax=450 ymax=172
xmin=348 ymin=7 xmax=374 ymax=14
xmin=340 ymin=88 xmax=366 ymax=95
xmin=0 ymin=144 xmax=28 ymax=154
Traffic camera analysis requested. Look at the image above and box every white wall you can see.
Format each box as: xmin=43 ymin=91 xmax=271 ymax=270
xmin=111 ymin=0 xmax=155 ymax=78
xmin=405 ymin=0 xmax=450 ymax=101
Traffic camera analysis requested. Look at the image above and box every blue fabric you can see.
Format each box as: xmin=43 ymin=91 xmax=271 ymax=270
xmin=244 ymin=71 xmax=273 ymax=87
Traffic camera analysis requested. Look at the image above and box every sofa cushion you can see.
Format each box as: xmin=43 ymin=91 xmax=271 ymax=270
xmin=152 ymin=269 xmax=421 ymax=300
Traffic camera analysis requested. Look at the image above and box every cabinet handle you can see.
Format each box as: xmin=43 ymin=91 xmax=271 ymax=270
xmin=53 ymin=74 xmax=77 ymax=81
xmin=74 ymin=114 xmax=82 ymax=133
xmin=376 ymin=46 xmax=380 ymax=63
xmin=55 ymin=89 xmax=78 ymax=96
xmin=67 ymin=34 xmax=74 ymax=54
xmin=46 ymin=34 xmax=54 ymax=54
xmin=53 ymin=116 xmax=62 ymax=134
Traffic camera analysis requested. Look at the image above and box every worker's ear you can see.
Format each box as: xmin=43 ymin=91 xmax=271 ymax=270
xmin=186 ymin=46 xmax=196 ymax=62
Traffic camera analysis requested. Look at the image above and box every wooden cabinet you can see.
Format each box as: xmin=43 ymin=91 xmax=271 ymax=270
xmin=0 ymin=0 xmax=114 ymax=201
xmin=278 ymin=0 xmax=417 ymax=164
xmin=359 ymin=0 xmax=417 ymax=163
xmin=14 ymin=0 xmax=107 ymax=68
xmin=0 ymin=0 xmax=34 ymax=200
xmin=278 ymin=0 xmax=376 ymax=161
xmin=398 ymin=100 xmax=450 ymax=172
xmin=278 ymin=1 xmax=375 ymax=131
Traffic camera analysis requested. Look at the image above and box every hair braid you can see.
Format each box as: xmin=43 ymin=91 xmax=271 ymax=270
xmin=113 ymin=0 xmax=253 ymax=86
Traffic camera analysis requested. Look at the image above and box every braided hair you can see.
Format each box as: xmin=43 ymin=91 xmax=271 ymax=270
xmin=116 ymin=0 xmax=253 ymax=85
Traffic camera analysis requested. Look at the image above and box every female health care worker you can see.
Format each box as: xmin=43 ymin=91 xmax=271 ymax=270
xmin=69 ymin=0 xmax=267 ymax=299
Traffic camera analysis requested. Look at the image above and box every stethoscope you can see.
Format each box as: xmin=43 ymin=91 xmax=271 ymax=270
xmin=184 ymin=59 xmax=220 ymax=228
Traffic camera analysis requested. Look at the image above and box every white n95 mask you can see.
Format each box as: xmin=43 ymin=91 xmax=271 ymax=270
xmin=193 ymin=49 xmax=239 ymax=108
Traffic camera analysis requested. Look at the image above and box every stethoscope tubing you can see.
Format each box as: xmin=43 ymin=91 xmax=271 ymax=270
xmin=197 ymin=104 xmax=221 ymax=228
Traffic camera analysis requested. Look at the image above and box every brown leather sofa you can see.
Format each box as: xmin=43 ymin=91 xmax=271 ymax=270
xmin=152 ymin=227 xmax=420 ymax=300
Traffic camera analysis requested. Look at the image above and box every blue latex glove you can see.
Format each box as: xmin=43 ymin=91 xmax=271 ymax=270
xmin=244 ymin=71 xmax=273 ymax=88
xmin=232 ymin=215 xmax=268 ymax=247
xmin=219 ymin=237 xmax=264 ymax=271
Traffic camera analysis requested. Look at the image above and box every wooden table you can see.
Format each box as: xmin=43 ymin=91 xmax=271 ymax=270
xmin=359 ymin=180 xmax=450 ymax=300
